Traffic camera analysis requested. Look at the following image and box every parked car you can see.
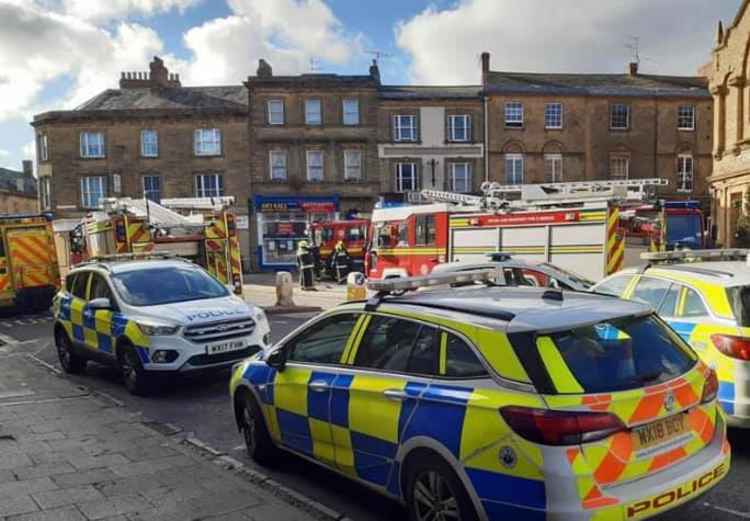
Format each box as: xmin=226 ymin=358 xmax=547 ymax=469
xmin=231 ymin=270 xmax=729 ymax=521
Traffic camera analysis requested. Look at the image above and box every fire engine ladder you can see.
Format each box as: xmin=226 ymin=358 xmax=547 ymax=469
xmin=421 ymin=178 xmax=669 ymax=211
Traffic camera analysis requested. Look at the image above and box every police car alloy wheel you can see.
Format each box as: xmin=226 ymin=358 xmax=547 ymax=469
xmin=118 ymin=344 xmax=153 ymax=396
xmin=406 ymin=457 xmax=477 ymax=521
xmin=55 ymin=330 xmax=85 ymax=374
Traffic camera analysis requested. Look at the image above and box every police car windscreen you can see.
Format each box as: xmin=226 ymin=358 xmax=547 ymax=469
xmin=551 ymin=316 xmax=697 ymax=393
xmin=111 ymin=267 xmax=229 ymax=306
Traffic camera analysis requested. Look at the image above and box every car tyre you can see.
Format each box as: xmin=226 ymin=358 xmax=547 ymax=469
xmin=238 ymin=391 xmax=279 ymax=467
xmin=55 ymin=329 xmax=86 ymax=374
xmin=405 ymin=455 xmax=478 ymax=521
xmin=117 ymin=343 xmax=154 ymax=396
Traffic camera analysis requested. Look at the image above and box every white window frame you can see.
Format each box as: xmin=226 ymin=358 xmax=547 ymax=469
xmin=305 ymin=99 xmax=322 ymax=125
xmin=678 ymin=105 xmax=696 ymax=131
xmin=505 ymin=153 xmax=524 ymax=184
xmin=194 ymin=128 xmax=221 ymax=156
xmin=544 ymin=153 xmax=563 ymax=182
xmin=39 ymin=134 xmax=48 ymax=162
xmin=544 ymin=103 xmax=563 ymax=129
xmin=79 ymin=132 xmax=105 ymax=158
xmin=40 ymin=177 xmax=51 ymax=210
xmin=393 ymin=115 xmax=417 ymax=142
xmin=504 ymin=102 xmax=524 ymax=128
xmin=677 ymin=154 xmax=694 ymax=192
xmin=268 ymin=99 xmax=284 ymax=125
xmin=609 ymin=155 xmax=630 ymax=180
xmin=140 ymin=129 xmax=158 ymax=157
xmin=448 ymin=115 xmax=471 ymax=142
xmin=450 ymin=162 xmax=472 ymax=193
xmin=80 ymin=176 xmax=106 ymax=208
xmin=195 ymin=173 xmax=224 ymax=197
xmin=306 ymin=150 xmax=324 ymax=182
xmin=142 ymin=175 xmax=161 ymax=202
xmin=269 ymin=150 xmax=288 ymax=181
xmin=344 ymin=149 xmax=362 ymax=181
xmin=610 ymin=104 xmax=630 ymax=130
xmin=343 ymin=98 xmax=359 ymax=125
xmin=395 ymin=162 xmax=418 ymax=193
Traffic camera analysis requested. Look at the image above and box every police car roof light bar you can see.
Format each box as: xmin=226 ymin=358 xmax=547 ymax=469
xmin=84 ymin=252 xmax=183 ymax=264
xmin=367 ymin=269 xmax=497 ymax=294
xmin=640 ymin=249 xmax=750 ymax=264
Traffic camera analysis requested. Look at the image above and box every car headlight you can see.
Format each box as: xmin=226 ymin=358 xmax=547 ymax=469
xmin=254 ymin=309 xmax=267 ymax=323
xmin=136 ymin=322 xmax=180 ymax=336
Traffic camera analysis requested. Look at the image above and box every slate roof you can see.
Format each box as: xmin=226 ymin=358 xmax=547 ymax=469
xmin=0 ymin=168 xmax=37 ymax=196
xmin=378 ymin=85 xmax=482 ymax=100
xmin=484 ymin=71 xmax=710 ymax=98
xmin=75 ymin=86 xmax=248 ymax=111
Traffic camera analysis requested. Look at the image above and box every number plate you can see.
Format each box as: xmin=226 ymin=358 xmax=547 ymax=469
xmin=632 ymin=414 xmax=688 ymax=455
xmin=206 ymin=340 xmax=246 ymax=355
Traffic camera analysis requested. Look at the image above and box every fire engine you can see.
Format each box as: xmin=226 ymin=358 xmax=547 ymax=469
xmin=309 ymin=219 xmax=369 ymax=273
xmin=365 ymin=178 xmax=668 ymax=282
xmin=619 ymin=200 xmax=707 ymax=252
xmin=72 ymin=197 xmax=244 ymax=295
xmin=0 ymin=213 xmax=60 ymax=311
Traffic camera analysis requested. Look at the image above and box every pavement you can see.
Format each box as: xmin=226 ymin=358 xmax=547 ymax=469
xmin=242 ymin=271 xmax=348 ymax=312
xmin=0 ymin=349 xmax=324 ymax=521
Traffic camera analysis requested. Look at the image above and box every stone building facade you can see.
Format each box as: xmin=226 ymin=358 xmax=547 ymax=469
xmin=0 ymin=161 xmax=38 ymax=214
xmin=707 ymin=1 xmax=750 ymax=247
xmin=481 ymin=53 xmax=714 ymax=204
xmin=245 ymin=59 xmax=381 ymax=269
xmin=376 ymin=86 xmax=484 ymax=203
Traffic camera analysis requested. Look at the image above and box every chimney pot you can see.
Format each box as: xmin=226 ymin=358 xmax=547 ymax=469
xmin=628 ymin=62 xmax=639 ymax=76
xmin=481 ymin=52 xmax=490 ymax=87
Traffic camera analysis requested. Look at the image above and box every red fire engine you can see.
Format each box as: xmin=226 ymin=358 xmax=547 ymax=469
xmin=366 ymin=178 xmax=668 ymax=282
xmin=309 ymin=219 xmax=369 ymax=271
xmin=619 ymin=200 xmax=707 ymax=252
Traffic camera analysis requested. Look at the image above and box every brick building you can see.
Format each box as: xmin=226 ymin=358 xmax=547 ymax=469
xmin=707 ymin=1 xmax=750 ymax=247
xmin=245 ymin=59 xmax=381 ymax=269
xmin=0 ymin=161 xmax=38 ymax=214
xmin=481 ymin=53 xmax=714 ymax=204
xmin=376 ymin=86 xmax=484 ymax=202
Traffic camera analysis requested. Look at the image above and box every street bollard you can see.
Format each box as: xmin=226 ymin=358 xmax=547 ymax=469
xmin=346 ymin=272 xmax=367 ymax=301
xmin=276 ymin=271 xmax=295 ymax=307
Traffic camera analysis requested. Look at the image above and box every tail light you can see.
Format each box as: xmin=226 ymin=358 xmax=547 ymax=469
xmin=701 ymin=368 xmax=719 ymax=404
xmin=500 ymin=406 xmax=626 ymax=446
xmin=710 ymin=334 xmax=750 ymax=361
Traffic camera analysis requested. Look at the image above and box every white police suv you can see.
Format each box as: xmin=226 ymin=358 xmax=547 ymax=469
xmin=52 ymin=256 xmax=270 ymax=395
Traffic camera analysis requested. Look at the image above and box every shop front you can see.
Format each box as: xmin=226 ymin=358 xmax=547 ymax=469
xmin=253 ymin=195 xmax=339 ymax=270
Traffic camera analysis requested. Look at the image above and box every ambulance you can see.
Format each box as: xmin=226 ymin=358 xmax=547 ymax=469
xmin=366 ymin=179 xmax=668 ymax=283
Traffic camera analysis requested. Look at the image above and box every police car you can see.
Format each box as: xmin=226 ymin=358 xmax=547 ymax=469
xmin=53 ymin=254 xmax=270 ymax=395
xmin=594 ymin=248 xmax=750 ymax=427
xmin=230 ymin=270 xmax=729 ymax=521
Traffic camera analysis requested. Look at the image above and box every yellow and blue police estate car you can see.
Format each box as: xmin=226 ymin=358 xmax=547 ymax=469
xmin=593 ymin=249 xmax=750 ymax=428
xmin=230 ymin=270 xmax=729 ymax=521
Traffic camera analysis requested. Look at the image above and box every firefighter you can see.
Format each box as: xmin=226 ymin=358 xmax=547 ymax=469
xmin=296 ymin=240 xmax=316 ymax=291
xmin=331 ymin=240 xmax=351 ymax=284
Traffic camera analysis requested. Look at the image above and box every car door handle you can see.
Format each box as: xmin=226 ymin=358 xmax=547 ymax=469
xmin=309 ymin=380 xmax=329 ymax=392
xmin=383 ymin=389 xmax=408 ymax=401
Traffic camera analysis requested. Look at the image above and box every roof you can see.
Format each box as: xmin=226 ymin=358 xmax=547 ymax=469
xmin=484 ymin=71 xmax=710 ymax=99
xmin=377 ymin=286 xmax=650 ymax=333
xmin=74 ymin=86 xmax=247 ymax=111
xmin=0 ymin=167 xmax=37 ymax=196
xmin=621 ymin=261 xmax=750 ymax=287
xmin=379 ymin=85 xmax=482 ymax=100
xmin=246 ymin=73 xmax=378 ymax=89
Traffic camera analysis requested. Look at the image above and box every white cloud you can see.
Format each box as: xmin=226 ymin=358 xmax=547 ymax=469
xmin=61 ymin=0 xmax=200 ymax=23
xmin=396 ymin=0 xmax=740 ymax=84
xmin=0 ymin=149 xmax=8 ymax=158
xmin=181 ymin=0 xmax=360 ymax=85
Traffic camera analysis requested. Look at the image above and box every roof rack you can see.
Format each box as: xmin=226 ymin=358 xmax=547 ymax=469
xmin=641 ymin=249 xmax=749 ymax=264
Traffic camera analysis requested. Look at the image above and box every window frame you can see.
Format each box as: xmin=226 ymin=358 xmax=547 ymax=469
xmin=504 ymin=101 xmax=524 ymax=128
xmin=194 ymin=173 xmax=224 ymax=197
xmin=677 ymin=105 xmax=696 ymax=131
xmin=504 ymin=153 xmax=524 ymax=184
xmin=679 ymin=286 xmax=711 ymax=319
xmin=79 ymin=132 xmax=105 ymax=159
xmin=142 ymin=175 xmax=161 ymax=202
xmin=544 ymin=102 xmax=563 ymax=129
xmin=306 ymin=149 xmax=324 ymax=182
xmin=283 ymin=312 xmax=363 ymax=366
xmin=440 ymin=330 xmax=491 ymax=380
xmin=343 ymin=149 xmax=362 ymax=181
xmin=342 ymin=98 xmax=359 ymax=126
xmin=609 ymin=104 xmax=630 ymax=130
xmin=71 ymin=271 xmax=91 ymax=300
xmin=393 ymin=115 xmax=418 ymax=142
xmin=609 ymin=154 xmax=630 ymax=180
xmin=544 ymin=153 xmax=563 ymax=183
xmin=193 ymin=128 xmax=222 ymax=157
xmin=269 ymin=149 xmax=288 ymax=181
xmin=631 ymin=275 xmax=674 ymax=310
xmin=304 ymin=99 xmax=322 ymax=126
xmin=677 ymin=153 xmax=694 ymax=193
xmin=38 ymin=133 xmax=48 ymax=162
xmin=448 ymin=114 xmax=471 ymax=142
xmin=415 ymin=214 xmax=436 ymax=246
xmin=40 ymin=177 xmax=51 ymax=210
xmin=89 ymin=272 xmax=115 ymax=302
xmin=450 ymin=162 xmax=472 ymax=193
xmin=267 ymin=99 xmax=285 ymax=125
xmin=395 ymin=162 xmax=418 ymax=193
xmin=593 ymin=274 xmax=634 ymax=297
xmin=80 ymin=176 xmax=106 ymax=209
xmin=140 ymin=129 xmax=159 ymax=158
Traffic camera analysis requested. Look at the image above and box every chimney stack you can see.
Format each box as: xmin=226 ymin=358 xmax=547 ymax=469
xmin=21 ymin=160 xmax=32 ymax=177
xmin=628 ymin=62 xmax=639 ymax=76
xmin=481 ymin=52 xmax=490 ymax=86
xmin=369 ymin=59 xmax=381 ymax=84
xmin=257 ymin=59 xmax=273 ymax=78
xmin=119 ymin=56 xmax=181 ymax=89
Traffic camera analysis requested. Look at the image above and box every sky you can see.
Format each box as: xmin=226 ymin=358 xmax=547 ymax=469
xmin=0 ymin=0 xmax=742 ymax=173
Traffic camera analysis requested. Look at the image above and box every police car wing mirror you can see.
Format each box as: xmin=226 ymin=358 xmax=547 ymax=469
xmin=266 ymin=347 xmax=287 ymax=372
xmin=88 ymin=297 xmax=112 ymax=311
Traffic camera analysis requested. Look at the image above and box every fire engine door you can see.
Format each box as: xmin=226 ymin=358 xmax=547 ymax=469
xmin=6 ymin=228 xmax=54 ymax=289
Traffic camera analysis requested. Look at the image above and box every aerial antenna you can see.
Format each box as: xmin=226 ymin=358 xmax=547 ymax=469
xmin=309 ymin=57 xmax=319 ymax=72
xmin=626 ymin=35 xmax=641 ymax=65
xmin=365 ymin=49 xmax=393 ymax=63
